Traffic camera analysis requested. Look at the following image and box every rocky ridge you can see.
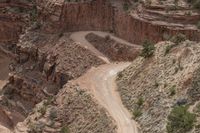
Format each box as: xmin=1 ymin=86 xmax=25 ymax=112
xmin=116 ymin=40 xmax=200 ymax=133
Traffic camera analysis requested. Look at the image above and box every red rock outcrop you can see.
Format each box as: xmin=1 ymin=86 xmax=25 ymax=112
xmin=37 ymin=0 xmax=200 ymax=44
xmin=114 ymin=11 xmax=200 ymax=44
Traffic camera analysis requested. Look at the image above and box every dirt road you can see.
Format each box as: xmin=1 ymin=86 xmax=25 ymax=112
xmin=72 ymin=31 xmax=139 ymax=133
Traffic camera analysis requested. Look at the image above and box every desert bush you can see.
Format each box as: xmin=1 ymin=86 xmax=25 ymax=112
xmin=166 ymin=105 xmax=196 ymax=133
xmin=170 ymin=34 xmax=186 ymax=45
xmin=140 ymin=40 xmax=155 ymax=58
xmin=133 ymin=108 xmax=142 ymax=118
xmin=137 ymin=97 xmax=144 ymax=107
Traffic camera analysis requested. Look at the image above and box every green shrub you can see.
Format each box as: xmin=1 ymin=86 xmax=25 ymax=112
xmin=140 ymin=40 xmax=155 ymax=58
xmin=133 ymin=108 xmax=142 ymax=118
xmin=137 ymin=97 xmax=144 ymax=107
xmin=167 ymin=105 xmax=196 ymax=133
xmin=170 ymin=34 xmax=186 ymax=45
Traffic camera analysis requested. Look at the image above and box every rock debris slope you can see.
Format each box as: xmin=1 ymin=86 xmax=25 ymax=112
xmin=117 ymin=40 xmax=200 ymax=133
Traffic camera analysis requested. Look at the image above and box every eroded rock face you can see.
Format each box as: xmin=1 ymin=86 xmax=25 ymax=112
xmin=114 ymin=11 xmax=200 ymax=44
xmin=37 ymin=0 xmax=200 ymax=44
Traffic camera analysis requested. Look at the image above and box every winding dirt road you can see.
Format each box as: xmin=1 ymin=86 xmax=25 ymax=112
xmin=70 ymin=31 xmax=141 ymax=63
xmin=71 ymin=31 xmax=139 ymax=133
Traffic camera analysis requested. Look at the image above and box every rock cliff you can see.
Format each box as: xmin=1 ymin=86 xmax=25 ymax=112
xmin=37 ymin=0 xmax=200 ymax=44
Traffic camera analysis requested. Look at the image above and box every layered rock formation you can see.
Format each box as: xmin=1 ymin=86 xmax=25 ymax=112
xmin=37 ymin=0 xmax=200 ymax=44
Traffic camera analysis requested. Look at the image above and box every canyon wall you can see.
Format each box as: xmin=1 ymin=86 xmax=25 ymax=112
xmin=0 ymin=14 xmax=23 ymax=43
xmin=61 ymin=0 xmax=113 ymax=32
xmin=1 ymin=0 xmax=199 ymax=46
xmin=114 ymin=11 xmax=200 ymax=44
xmin=58 ymin=0 xmax=200 ymax=44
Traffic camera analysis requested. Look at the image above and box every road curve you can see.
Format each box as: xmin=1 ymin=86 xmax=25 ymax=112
xmin=77 ymin=63 xmax=138 ymax=133
xmin=72 ymin=31 xmax=139 ymax=133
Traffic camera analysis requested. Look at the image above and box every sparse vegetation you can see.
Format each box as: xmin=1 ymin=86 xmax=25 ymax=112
xmin=140 ymin=40 xmax=155 ymax=58
xmin=167 ymin=105 xmax=196 ymax=133
xmin=133 ymin=108 xmax=142 ymax=118
xmin=132 ymin=97 xmax=144 ymax=118
xmin=137 ymin=97 xmax=144 ymax=107
xmin=170 ymin=34 xmax=186 ymax=45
